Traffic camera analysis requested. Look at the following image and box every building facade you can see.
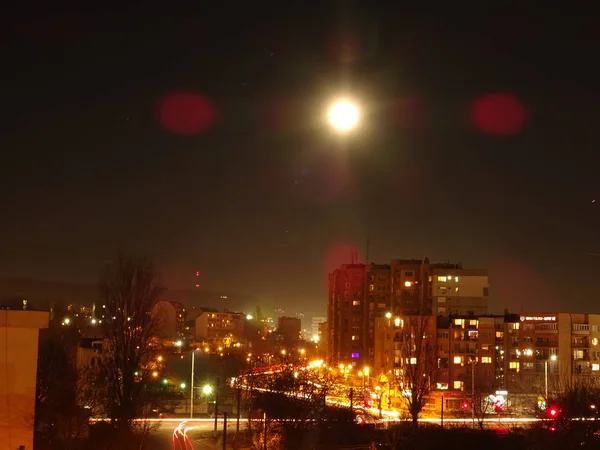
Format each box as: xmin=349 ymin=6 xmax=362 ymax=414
xmin=277 ymin=316 xmax=302 ymax=346
xmin=311 ymin=316 xmax=326 ymax=341
xmin=0 ymin=310 xmax=49 ymax=450
xmin=372 ymin=311 xmax=600 ymax=405
xmin=151 ymin=300 xmax=187 ymax=341
xmin=195 ymin=310 xmax=243 ymax=344
xmin=327 ymin=258 xmax=489 ymax=367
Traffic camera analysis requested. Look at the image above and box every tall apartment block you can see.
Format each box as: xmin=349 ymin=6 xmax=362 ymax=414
xmin=326 ymin=258 xmax=489 ymax=367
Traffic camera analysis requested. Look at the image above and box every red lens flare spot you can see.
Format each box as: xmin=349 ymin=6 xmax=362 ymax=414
xmin=158 ymin=92 xmax=216 ymax=135
xmin=471 ymin=92 xmax=527 ymax=136
xmin=323 ymin=243 xmax=364 ymax=281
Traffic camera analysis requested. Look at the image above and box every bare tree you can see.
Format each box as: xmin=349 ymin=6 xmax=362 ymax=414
xmin=96 ymin=253 xmax=165 ymax=441
xmin=393 ymin=315 xmax=436 ymax=427
xmin=471 ymin=391 xmax=494 ymax=430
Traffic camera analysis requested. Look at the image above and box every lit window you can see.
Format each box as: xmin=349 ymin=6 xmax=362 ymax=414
xmin=404 ymin=281 xmax=412 ymax=288
xmin=410 ymin=357 xmax=417 ymax=364
xmin=496 ymin=331 xmax=504 ymax=339
xmin=455 ymin=277 xmax=459 ymax=282
xmin=352 ymin=335 xmax=359 ymax=341
xmin=394 ymin=318 xmax=401 ymax=327
xmin=453 ymin=381 xmax=462 ymax=389
xmin=509 ymin=362 xmax=520 ymax=372
xmin=453 ymin=356 xmax=463 ymax=364
xmin=469 ymin=320 xmax=478 ymax=326
xmin=593 ymin=364 xmax=600 ymax=371
xmin=438 ymin=276 xmax=447 ymax=282
xmin=352 ymin=300 xmax=360 ymax=306
xmin=481 ymin=357 xmax=492 ymax=364
xmin=454 ymin=319 xmax=464 ymax=327
xmin=455 ymin=287 xmax=459 ymax=293
xmin=593 ymin=338 xmax=598 ymax=346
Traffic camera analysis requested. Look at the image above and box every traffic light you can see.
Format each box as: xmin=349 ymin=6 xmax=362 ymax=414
xmin=462 ymin=401 xmax=470 ymax=410
xmin=547 ymin=406 xmax=560 ymax=418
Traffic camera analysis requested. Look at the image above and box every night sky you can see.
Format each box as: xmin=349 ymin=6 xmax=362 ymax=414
xmin=2 ymin=4 xmax=600 ymax=318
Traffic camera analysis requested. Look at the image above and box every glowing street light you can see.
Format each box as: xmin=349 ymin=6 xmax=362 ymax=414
xmin=175 ymin=340 xmax=183 ymax=347
xmin=180 ymin=383 xmax=186 ymax=389
xmin=328 ymin=100 xmax=359 ymax=131
xmin=385 ymin=312 xmax=392 ymax=319
xmin=203 ymin=384 xmax=213 ymax=395
xmin=246 ymin=314 xmax=253 ymax=320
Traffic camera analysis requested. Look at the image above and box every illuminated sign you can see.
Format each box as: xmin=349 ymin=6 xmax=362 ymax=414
xmin=520 ymin=316 xmax=556 ymax=322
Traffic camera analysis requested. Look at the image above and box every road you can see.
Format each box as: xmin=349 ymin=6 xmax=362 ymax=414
xmin=150 ymin=418 xmax=248 ymax=450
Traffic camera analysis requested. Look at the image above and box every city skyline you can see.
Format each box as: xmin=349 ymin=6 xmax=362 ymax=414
xmin=2 ymin=7 xmax=600 ymax=316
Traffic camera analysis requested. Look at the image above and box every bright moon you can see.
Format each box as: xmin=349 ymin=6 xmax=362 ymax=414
xmin=328 ymin=101 xmax=359 ymax=130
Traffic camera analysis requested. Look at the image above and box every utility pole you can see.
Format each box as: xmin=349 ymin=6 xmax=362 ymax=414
xmin=236 ymin=388 xmax=241 ymax=432
xmin=214 ymin=377 xmax=220 ymax=436
xmin=349 ymin=388 xmax=353 ymax=413
xmin=222 ymin=412 xmax=228 ymax=450
xmin=263 ymin=411 xmax=268 ymax=450
xmin=441 ymin=395 xmax=444 ymax=429
xmin=190 ymin=349 xmax=196 ymax=419
xmin=471 ymin=360 xmax=476 ymax=428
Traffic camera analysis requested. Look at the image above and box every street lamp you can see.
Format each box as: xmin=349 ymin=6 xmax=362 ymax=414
xmin=545 ymin=354 xmax=558 ymax=402
xmin=328 ymin=100 xmax=359 ymax=131
xmin=203 ymin=384 xmax=213 ymax=395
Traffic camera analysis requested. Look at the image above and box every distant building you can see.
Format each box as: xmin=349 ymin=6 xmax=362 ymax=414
xmin=277 ymin=316 xmax=302 ymax=346
xmin=311 ymin=316 xmax=326 ymax=340
xmin=0 ymin=309 xmax=49 ymax=450
xmin=151 ymin=300 xmax=187 ymax=341
xmin=195 ymin=310 xmax=243 ymax=344
xmin=76 ymin=337 xmax=106 ymax=369
xmin=327 ymin=258 xmax=489 ymax=367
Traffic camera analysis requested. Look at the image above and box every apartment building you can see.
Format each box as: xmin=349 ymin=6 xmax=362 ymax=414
xmin=195 ymin=310 xmax=244 ymax=344
xmin=0 ymin=310 xmax=49 ymax=450
xmin=277 ymin=316 xmax=302 ymax=345
xmin=373 ymin=311 xmax=600 ymax=401
xmin=505 ymin=313 xmax=600 ymax=393
xmin=151 ymin=300 xmax=187 ymax=341
xmin=327 ymin=258 xmax=489 ymax=367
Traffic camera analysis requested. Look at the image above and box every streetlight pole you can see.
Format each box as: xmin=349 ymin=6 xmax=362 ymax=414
xmin=545 ymin=359 xmax=548 ymax=402
xmin=470 ymin=359 xmax=476 ymax=428
xmin=190 ymin=349 xmax=196 ymax=419
xmin=214 ymin=377 xmax=220 ymax=435
xmin=545 ymin=355 xmax=557 ymax=403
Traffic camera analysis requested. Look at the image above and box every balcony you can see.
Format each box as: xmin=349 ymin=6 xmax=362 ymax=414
xmin=572 ymin=325 xmax=590 ymax=335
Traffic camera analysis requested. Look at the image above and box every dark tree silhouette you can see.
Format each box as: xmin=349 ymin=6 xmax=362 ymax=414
xmin=34 ymin=328 xmax=89 ymax=449
xmin=393 ymin=315 xmax=437 ymax=427
xmin=96 ymin=253 xmax=165 ymax=441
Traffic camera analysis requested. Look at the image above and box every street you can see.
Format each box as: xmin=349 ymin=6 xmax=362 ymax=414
xmin=146 ymin=418 xmax=248 ymax=450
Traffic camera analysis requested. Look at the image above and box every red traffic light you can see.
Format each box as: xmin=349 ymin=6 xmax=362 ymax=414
xmin=548 ymin=407 xmax=560 ymax=418
xmin=462 ymin=401 xmax=470 ymax=409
